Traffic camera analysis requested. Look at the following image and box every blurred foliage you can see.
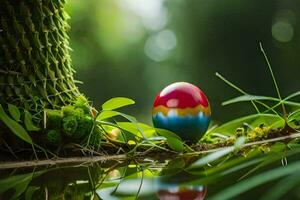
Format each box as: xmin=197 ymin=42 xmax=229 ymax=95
xmin=66 ymin=0 xmax=300 ymax=124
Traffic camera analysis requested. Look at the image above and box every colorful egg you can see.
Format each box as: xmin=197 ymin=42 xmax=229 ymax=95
xmin=152 ymin=82 xmax=211 ymax=143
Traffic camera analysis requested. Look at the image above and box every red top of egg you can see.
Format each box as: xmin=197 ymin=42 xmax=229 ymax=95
xmin=153 ymin=82 xmax=209 ymax=109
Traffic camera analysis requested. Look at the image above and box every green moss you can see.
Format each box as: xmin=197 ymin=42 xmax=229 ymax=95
xmin=63 ymin=116 xmax=78 ymax=136
xmin=62 ymin=105 xmax=77 ymax=117
xmin=0 ymin=0 xmax=101 ymax=150
xmin=74 ymin=115 xmax=94 ymax=139
xmin=45 ymin=109 xmax=63 ymax=129
xmin=46 ymin=98 xmax=95 ymax=141
xmin=75 ymin=108 xmax=85 ymax=116
xmin=246 ymin=126 xmax=271 ymax=142
xmin=0 ymin=0 xmax=80 ymax=117
xmin=73 ymin=95 xmax=91 ymax=115
xmin=62 ymin=105 xmax=86 ymax=119
xmin=47 ymin=130 xmax=62 ymax=144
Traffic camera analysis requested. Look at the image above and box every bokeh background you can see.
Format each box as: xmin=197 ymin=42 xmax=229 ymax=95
xmin=66 ymin=0 xmax=300 ymax=124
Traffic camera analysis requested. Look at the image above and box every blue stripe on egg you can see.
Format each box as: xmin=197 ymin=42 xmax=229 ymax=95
xmin=153 ymin=110 xmax=210 ymax=142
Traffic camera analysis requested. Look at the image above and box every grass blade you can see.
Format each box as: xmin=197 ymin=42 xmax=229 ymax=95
xmin=210 ymin=161 xmax=300 ymax=200
xmin=189 ymin=147 xmax=235 ymax=169
xmin=259 ymin=42 xmax=287 ymax=118
xmin=215 ymin=72 xmax=260 ymax=113
xmin=222 ymin=95 xmax=279 ymax=106
xmin=260 ymin=173 xmax=300 ymax=200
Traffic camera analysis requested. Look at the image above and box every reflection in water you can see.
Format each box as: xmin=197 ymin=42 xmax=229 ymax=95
xmin=97 ymin=177 xmax=207 ymax=200
xmin=98 ymin=168 xmax=207 ymax=200
xmin=0 ymin=159 xmax=207 ymax=199
xmin=0 ymin=163 xmax=106 ymax=199
xmin=156 ymin=170 xmax=207 ymax=200
xmin=157 ymin=185 xmax=207 ymax=200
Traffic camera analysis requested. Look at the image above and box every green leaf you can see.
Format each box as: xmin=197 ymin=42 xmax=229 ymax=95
xmin=189 ymin=147 xmax=235 ymax=169
xmin=218 ymin=156 xmax=265 ymax=177
xmin=116 ymin=122 xmax=142 ymax=138
xmin=117 ymin=122 xmax=155 ymax=138
xmin=155 ymin=128 xmax=182 ymax=140
xmin=222 ymin=95 xmax=279 ymax=106
xmin=207 ymin=113 xmax=284 ymax=136
xmin=24 ymin=111 xmax=40 ymax=131
xmin=160 ymin=158 xmax=186 ymax=175
xmin=288 ymin=109 xmax=300 ymax=122
xmin=97 ymin=110 xmax=119 ymax=120
xmin=0 ymin=104 xmax=32 ymax=144
xmin=0 ymin=171 xmax=44 ymax=200
xmin=97 ymin=111 xmax=147 ymax=139
xmin=195 ymin=149 xmax=262 ymax=176
xmin=0 ymin=173 xmax=33 ymax=200
xmin=147 ymin=136 xmax=166 ymax=141
xmin=167 ymin=158 xmax=186 ymax=169
xmin=260 ymin=174 xmax=300 ymax=200
xmin=8 ymin=104 xmax=21 ymax=121
xmin=102 ymin=97 xmax=135 ymax=110
xmin=285 ymin=91 xmax=300 ymax=100
xmin=223 ymin=94 xmax=300 ymax=107
xmin=97 ymin=110 xmax=135 ymax=122
xmin=155 ymin=128 xmax=184 ymax=152
xmin=25 ymin=186 xmax=40 ymax=200
xmin=210 ymin=161 xmax=300 ymax=200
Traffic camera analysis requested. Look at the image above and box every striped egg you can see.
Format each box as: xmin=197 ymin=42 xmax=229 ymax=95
xmin=152 ymin=82 xmax=211 ymax=143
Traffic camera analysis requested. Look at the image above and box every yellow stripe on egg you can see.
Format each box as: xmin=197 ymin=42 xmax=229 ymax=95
xmin=152 ymin=105 xmax=211 ymax=117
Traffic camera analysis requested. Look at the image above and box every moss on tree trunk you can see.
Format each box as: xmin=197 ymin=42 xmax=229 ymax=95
xmin=0 ymin=0 xmax=80 ymax=115
xmin=0 ymin=0 xmax=94 ymax=150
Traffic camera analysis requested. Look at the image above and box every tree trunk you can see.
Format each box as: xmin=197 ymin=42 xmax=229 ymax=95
xmin=0 ymin=0 xmax=80 ymax=118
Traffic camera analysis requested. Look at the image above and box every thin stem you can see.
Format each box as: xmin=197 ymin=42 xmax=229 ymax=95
xmin=135 ymin=166 xmax=144 ymax=200
xmin=264 ymin=91 xmax=300 ymax=114
xmin=87 ymin=167 xmax=95 ymax=191
xmin=259 ymin=42 xmax=287 ymax=119
xmin=216 ymin=72 xmax=260 ymax=113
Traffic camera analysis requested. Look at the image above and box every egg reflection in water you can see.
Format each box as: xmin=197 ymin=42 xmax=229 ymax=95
xmin=97 ymin=174 xmax=207 ymax=200
xmin=157 ymin=184 xmax=207 ymax=200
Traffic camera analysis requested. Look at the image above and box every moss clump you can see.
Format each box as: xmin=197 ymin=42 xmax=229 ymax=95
xmin=62 ymin=105 xmax=79 ymax=117
xmin=74 ymin=115 xmax=94 ymax=139
xmin=60 ymin=96 xmax=92 ymax=118
xmin=63 ymin=116 xmax=78 ymax=136
xmin=44 ymin=96 xmax=100 ymax=145
xmin=46 ymin=130 xmax=62 ymax=144
xmin=61 ymin=103 xmax=94 ymax=139
xmin=73 ymin=96 xmax=92 ymax=115
xmin=45 ymin=109 xmax=63 ymax=130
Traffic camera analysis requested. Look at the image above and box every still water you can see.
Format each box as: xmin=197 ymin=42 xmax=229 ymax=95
xmin=0 ymin=153 xmax=298 ymax=200
xmin=0 ymin=156 xmax=209 ymax=200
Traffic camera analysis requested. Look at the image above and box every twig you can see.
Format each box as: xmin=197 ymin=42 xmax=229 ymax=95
xmin=185 ymin=132 xmax=300 ymax=156
xmin=0 ymin=154 xmax=127 ymax=169
xmin=1 ymin=133 xmax=300 ymax=170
